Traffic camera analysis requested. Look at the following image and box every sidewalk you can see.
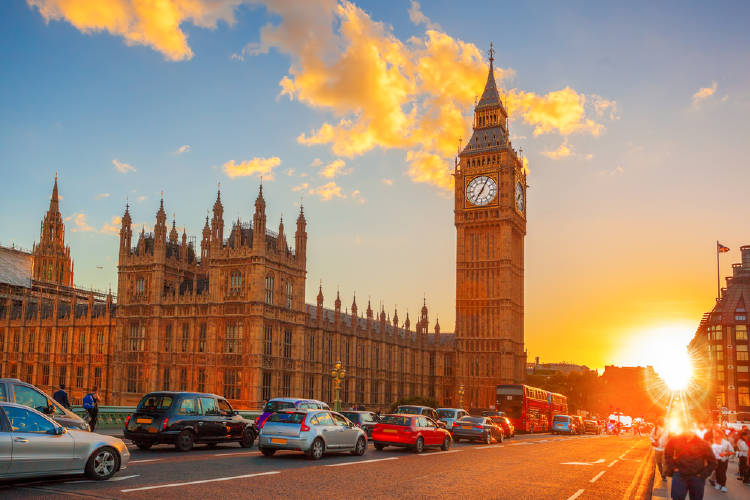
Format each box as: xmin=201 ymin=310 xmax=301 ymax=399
xmin=652 ymin=460 xmax=748 ymax=500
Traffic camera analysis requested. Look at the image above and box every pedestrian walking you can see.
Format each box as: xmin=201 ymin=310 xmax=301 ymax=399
xmin=665 ymin=426 xmax=717 ymax=500
xmin=711 ymin=430 xmax=734 ymax=492
xmin=52 ymin=383 xmax=70 ymax=409
xmin=83 ymin=387 xmax=100 ymax=432
xmin=736 ymin=430 xmax=749 ymax=485
xmin=651 ymin=418 xmax=669 ymax=480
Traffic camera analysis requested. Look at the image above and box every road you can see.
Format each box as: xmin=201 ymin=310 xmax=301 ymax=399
xmin=1 ymin=433 xmax=653 ymax=499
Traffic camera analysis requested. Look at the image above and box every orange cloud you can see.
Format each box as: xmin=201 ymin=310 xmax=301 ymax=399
xmin=541 ymin=139 xmax=572 ymax=160
xmin=65 ymin=212 xmax=93 ymax=232
xmin=319 ymin=159 xmax=349 ymax=178
xmin=308 ymin=181 xmax=346 ymax=201
xmin=692 ymin=81 xmax=717 ymax=105
xmin=100 ymin=216 xmax=122 ymax=235
xmin=222 ymin=157 xmax=281 ymax=179
xmin=112 ymin=158 xmax=136 ymax=173
xmin=27 ymin=0 xmax=241 ymax=61
xmin=254 ymin=1 xmax=612 ymax=190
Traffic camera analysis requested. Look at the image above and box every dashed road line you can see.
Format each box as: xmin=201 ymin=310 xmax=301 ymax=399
xmin=476 ymin=444 xmax=504 ymax=449
xmin=608 ymin=459 xmax=618 ymax=468
xmin=417 ymin=449 xmax=462 ymax=456
xmin=213 ymin=451 xmax=260 ymax=456
xmin=325 ymin=457 xmax=399 ymax=467
xmin=120 ymin=471 xmax=281 ymax=493
xmin=129 ymin=459 xmax=163 ymax=464
xmin=590 ymin=470 xmax=606 ymax=483
xmin=567 ymin=489 xmax=585 ymax=500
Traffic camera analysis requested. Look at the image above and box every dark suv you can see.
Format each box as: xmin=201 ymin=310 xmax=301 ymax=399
xmin=124 ymin=391 xmax=257 ymax=451
xmin=341 ymin=410 xmax=380 ymax=437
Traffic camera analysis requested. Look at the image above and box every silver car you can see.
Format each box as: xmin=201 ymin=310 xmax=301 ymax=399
xmin=0 ymin=402 xmax=130 ymax=480
xmin=258 ymin=409 xmax=367 ymax=460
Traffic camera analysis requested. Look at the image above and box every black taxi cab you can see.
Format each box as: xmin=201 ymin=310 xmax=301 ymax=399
xmin=124 ymin=391 xmax=256 ymax=451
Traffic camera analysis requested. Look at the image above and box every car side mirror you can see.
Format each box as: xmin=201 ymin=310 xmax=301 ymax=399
xmin=49 ymin=425 xmax=65 ymax=435
xmin=233 ymin=410 xmax=239 ymax=416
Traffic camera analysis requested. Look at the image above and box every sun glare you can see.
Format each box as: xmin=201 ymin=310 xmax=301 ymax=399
xmin=619 ymin=323 xmax=695 ymax=391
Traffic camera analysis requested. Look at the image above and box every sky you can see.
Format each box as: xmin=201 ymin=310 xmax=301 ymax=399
xmin=1 ymin=0 xmax=749 ymax=372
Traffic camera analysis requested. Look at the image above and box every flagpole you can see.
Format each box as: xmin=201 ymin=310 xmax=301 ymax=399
xmin=716 ymin=240 xmax=721 ymax=302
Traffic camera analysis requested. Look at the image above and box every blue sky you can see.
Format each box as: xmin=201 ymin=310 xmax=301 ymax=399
xmin=1 ymin=0 xmax=749 ymax=369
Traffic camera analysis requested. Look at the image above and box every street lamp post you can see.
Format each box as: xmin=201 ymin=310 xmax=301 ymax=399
xmin=331 ymin=361 xmax=346 ymax=412
xmin=458 ymin=384 xmax=465 ymax=409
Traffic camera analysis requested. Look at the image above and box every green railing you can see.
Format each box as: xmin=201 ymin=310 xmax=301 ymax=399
xmin=71 ymin=406 xmax=262 ymax=430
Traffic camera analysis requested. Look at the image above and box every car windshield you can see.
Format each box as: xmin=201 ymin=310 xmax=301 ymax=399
xmin=263 ymin=401 xmax=296 ymax=413
xmin=340 ymin=412 xmax=359 ymax=422
xmin=137 ymin=395 xmax=174 ymax=411
xmin=381 ymin=415 xmax=412 ymax=426
xmin=459 ymin=416 xmax=485 ymax=424
xmin=267 ymin=412 xmax=306 ymax=424
xmin=438 ymin=410 xmax=455 ymax=418
xmin=396 ymin=406 xmax=422 ymax=414
xmin=553 ymin=416 xmax=569 ymax=422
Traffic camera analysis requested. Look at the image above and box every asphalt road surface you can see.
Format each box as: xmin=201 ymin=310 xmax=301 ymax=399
xmin=1 ymin=433 xmax=653 ymax=499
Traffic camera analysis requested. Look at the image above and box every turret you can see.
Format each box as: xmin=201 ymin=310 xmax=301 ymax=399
xmin=435 ymin=316 xmax=440 ymax=336
xmin=253 ymin=184 xmax=266 ymax=250
xmin=154 ymin=195 xmax=167 ymax=248
xmin=119 ymin=202 xmax=132 ymax=257
xmin=169 ymin=217 xmax=179 ymax=244
xmin=366 ymin=298 xmax=373 ymax=330
xmin=295 ymin=205 xmax=307 ymax=265
xmin=334 ymin=289 xmax=341 ymax=325
xmin=316 ymin=284 xmax=324 ymax=325
xmin=393 ymin=308 xmax=399 ymax=329
xmin=277 ymin=216 xmax=286 ymax=253
xmin=404 ymin=312 xmax=411 ymax=332
xmin=351 ymin=293 xmax=358 ymax=318
xmin=212 ymin=188 xmax=224 ymax=245
xmin=201 ymin=216 xmax=211 ymax=260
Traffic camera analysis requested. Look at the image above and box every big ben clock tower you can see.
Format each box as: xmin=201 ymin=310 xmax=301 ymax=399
xmin=455 ymin=46 xmax=527 ymax=409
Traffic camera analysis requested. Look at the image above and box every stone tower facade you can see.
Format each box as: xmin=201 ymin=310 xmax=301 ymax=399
xmin=454 ymin=48 xmax=527 ymax=408
xmin=32 ymin=176 xmax=74 ymax=287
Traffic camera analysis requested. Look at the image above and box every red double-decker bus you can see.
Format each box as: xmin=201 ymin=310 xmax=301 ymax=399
xmin=496 ymin=385 xmax=568 ymax=433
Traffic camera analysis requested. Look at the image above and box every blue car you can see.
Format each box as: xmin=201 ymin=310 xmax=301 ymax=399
xmin=257 ymin=398 xmax=330 ymax=429
xmin=552 ymin=415 xmax=576 ymax=435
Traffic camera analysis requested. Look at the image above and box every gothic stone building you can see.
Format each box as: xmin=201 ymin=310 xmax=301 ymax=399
xmin=0 ymin=177 xmax=116 ymax=405
xmin=1 ymin=52 xmax=527 ymax=410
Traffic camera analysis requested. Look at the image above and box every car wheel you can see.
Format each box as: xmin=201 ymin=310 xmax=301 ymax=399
xmin=374 ymin=443 xmax=385 ymax=451
xmin=497 ymin=431 xmax=504 ymax=443
xmin=441 ymin=436 xmax=451 ymax=451
xmin=307 ymin=438 xmax=324 ymax=460
xmin=414 ymin=437 xmax=424 ymax=453
xmin=484 ymin=432 xmax=492 ymax=445
xmin=240 ymin=428 xmax=255 ymax=448
xmin=134 ymin=441 xmax=153 ymax=450
xmin=175 ymin=430 xmax=195 ymax=452
xmin=260 ymin=447 xmax=276 ymax=457
xmin=352 ymin=436 xmax=367 ymax=456
xmin=85 ymin=446 xmax=120 ymax=480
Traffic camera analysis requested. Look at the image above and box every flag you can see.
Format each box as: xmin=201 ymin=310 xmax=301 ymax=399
xmin=717 ymin=242 xmax=730 ymax=253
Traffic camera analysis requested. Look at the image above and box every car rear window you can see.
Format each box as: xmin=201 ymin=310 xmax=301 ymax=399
xmin=438 ymin=410 xmax=455 ymax=418
xmin=553 ymin=415 xmax=570 ymax=422
xmin=267 ymin=412 xmax=306 ymax=424
xmin=396 ymin=406 xmax=421 ymax=414
xmin=341 ymin=412 xmax=360 ymax=422
xmin=459 ymin=416 xmax=485 ymax=424
xmin=137 ymin=395 xmax=174 ymax=411
xmin=381 ymin=415 xmax=412 ymax=426
xmin=263 ymin=400 xmax=296 ymax=413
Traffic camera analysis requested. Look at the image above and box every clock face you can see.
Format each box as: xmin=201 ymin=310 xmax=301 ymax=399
xmin=465 ymin=175 xmax=497 ymax=206
xmin=515 ymin=181 xmax=525 ymax=212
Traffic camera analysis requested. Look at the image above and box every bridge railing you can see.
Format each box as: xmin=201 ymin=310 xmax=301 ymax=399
xmin=71 ymin=406 xmax=262 ymax=430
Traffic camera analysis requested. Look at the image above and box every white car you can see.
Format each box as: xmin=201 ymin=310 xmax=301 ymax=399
xmin=0 ymin=402 xmax=130 ymax=480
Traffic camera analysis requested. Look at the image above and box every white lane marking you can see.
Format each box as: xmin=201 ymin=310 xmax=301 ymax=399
xmin=66 ymin=480 xmax=93 ymax=484
xmin=608 ymin=459 xmax=618 ymax=468
xmin=590 ymin=470 xmax=606 ymax=483
xmin=476 ymin=445 xmax=504 ymax=449
xmin=121 ymin=471 xmax=280 ymax=492
xmin=510 ymin=442 xmax=533 ymax=446
xmin=213 ymin=451 xmax=260 ymax=456
xmin=110 ymin=474 xmax=140 ymax=482
xmin=561 ymin=459 xmax=605 ymax=466
xmin=417 ymin=450 xmax=462 ymax=456
xmin=129 ymin=459 xmax=163 ymax=464
xmin=567 ymin=489 xmax=585 ymax=500
xmin=325 ymin=457 xmax=399 ymax=467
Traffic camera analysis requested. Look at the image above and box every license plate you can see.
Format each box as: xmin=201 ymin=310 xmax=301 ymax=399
xmin=136 ymin=418 xmax=152 ymax=424
xmin=271 ymin=438 xmax=287 ymax=444
xmin=148 ymin=428 xmax=158 ymax=433
xmin=383 ymin=429 xmax=397 ymax=433
xmin=462 ymin=425 xmax=472 ymax=429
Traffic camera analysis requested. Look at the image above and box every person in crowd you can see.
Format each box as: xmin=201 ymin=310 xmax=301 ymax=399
xmin=52 ymin=383 xmax=70 ymax=409
xmin=711 ymin=429 xmax=735 ymax=492
xmin=665 ymin=422 xmax=717 ymax=500
xmin=651 ymin=418 xmax=669 ymax=480
xmin=82 ymin=387 xmax=100 ymax=431
xmin=736 ymin=429 xmax=749 ymax=485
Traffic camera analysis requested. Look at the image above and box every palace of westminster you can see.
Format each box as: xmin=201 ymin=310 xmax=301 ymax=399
xmin=0 ymin=55 xmax=528 ymax=410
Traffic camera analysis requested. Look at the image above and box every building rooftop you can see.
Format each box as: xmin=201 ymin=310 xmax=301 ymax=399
xmin=0 ymin=245 xmax=32 ymax=288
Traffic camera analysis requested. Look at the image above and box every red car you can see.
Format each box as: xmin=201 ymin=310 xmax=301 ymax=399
xmin=490 ymin=415 xmax=515 ymax=438
xmin=372 ymin=414 xmax=452 ymax=453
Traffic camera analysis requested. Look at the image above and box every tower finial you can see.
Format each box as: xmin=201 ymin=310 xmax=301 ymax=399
xmin=488 ymin=42 xmax=494 ymax=64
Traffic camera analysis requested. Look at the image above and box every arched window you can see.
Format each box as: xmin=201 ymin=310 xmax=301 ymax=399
xmin=230 ymin=270 xmax=242 ymax=293
xmin=286 ymin=281 xmax=293 ymax=309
